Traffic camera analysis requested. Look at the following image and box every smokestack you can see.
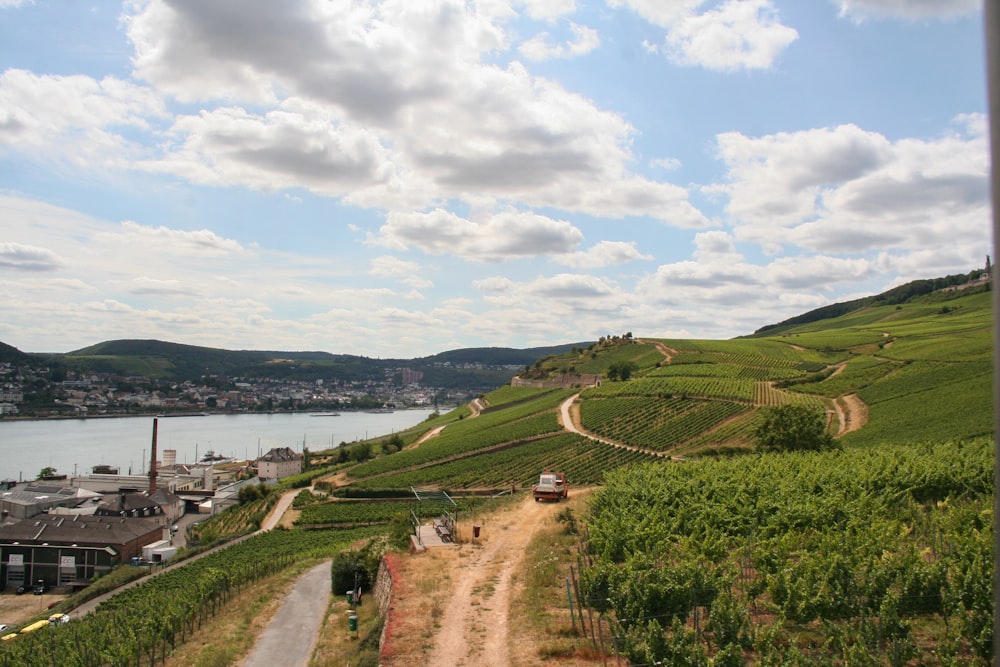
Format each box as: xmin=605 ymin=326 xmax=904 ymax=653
xmin=148 ymin=418 xmax=158 ymax=495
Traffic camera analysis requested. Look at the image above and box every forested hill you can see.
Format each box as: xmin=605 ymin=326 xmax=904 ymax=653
xmin=751 ymin=269 xmax=989 ymax=336
xmin=6 ymin=338 xmax=590 ymax=388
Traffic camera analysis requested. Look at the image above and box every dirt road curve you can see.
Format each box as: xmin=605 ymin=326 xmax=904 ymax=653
xmin=422 ymin=494 xmax=552 ymax=666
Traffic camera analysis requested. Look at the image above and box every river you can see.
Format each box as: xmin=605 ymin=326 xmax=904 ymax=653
xmin=0 ymin=409 xmax=438 ymax=482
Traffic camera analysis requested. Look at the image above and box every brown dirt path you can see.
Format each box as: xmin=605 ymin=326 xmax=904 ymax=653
xmin=836 ymin=393 xmax=869 ymax=435
xmin=383 ymin=494 xmax=555 ymax=666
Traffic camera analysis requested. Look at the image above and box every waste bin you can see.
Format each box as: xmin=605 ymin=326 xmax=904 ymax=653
xmin=473 ymin=525 xmax=481 ymax=538
xmin=348 ymin=614 xmax=358 ymax=635
xmin=347 ymin=590 xmax=354 ymax=606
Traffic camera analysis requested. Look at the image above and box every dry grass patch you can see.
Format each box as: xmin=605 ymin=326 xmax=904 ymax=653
xmin=162 ymin=560 xmax=320 ymax=667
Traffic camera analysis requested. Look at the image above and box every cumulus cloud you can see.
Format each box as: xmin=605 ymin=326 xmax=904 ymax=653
xmin=373 ymin=209 xmax=584 ymax=261
xmin=118 ymin=1 xmax=703 ymax=224
xmin=528 ymin=273 xmax=618 ymax=298
xmin=664 ymin=0 xmax=799 ymax=71
xmin=835 ymin=0 xmax=980 ymax=21
xmin=519 ymin=22 xmax=600 ymax=60
xmin=0 ymin=69 xmax=167 ymax=167
xmin=555 ymin=240 xmax=653 ymax=268
xmin=612 ymin=0 xmax=797 ymax=71
xmin=708 ymin=118 xmax=988 ymax=258
xmin=0 ymin=242 xmax=63 ymax=271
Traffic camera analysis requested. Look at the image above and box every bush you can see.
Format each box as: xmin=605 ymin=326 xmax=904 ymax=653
xmin=753 ymin=404 xmax=834 ymax=452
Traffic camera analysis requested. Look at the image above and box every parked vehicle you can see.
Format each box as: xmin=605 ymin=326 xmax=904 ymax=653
xmin=532 ymin=471 xmax=568 ymax=502
xmin=32 ymin=580 xmax=47 ymax=595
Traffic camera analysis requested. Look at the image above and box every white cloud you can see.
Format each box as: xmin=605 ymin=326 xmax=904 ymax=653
xmin=835 ymin=0 xmax=980 ymax=21
xmin=146 ymin=104 xmax=398 ymax=198
xmin=709 ymin=123 xmax=894 ymax=228
xmin=0 ymin=242 xmax=63 ymax=271
xmin=611 ymin=0 xmax=797 ymax=71
xmin=0 ymin=69 xmax=167 ymax=167
xmin=665 ymin=0 xmax=799 ymax=71
xmin=473 ymin=276 xmax=515 ymax=292
xmin=127 ymin=277 xmax=199 ymax=297
xmin=555 ymin=240 xmax=653 ymax=268
xmin=706 ymin=119 xmax=991 ymax=262
xmin=515 ymin=0 xmax=578 ymax=21
xmin=650 ymin=156 xmax=682 ymax=170
xmin=370 ymin=255 xmax=433 ymax=289
xmin=372 ymin=209 xmax=584 ymax=261
xmin=519 ymin=22 xmax=600 ymax=60
xmin=118 ymin=1 xmax=703 ymax=225
xmin=97 ymin=221 xmax=249 ymax=258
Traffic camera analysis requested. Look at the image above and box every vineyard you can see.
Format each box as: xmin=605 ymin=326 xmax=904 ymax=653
xmin=0 ymin=528 xmax=380 ymax=667
xmin=349 ymin=432 xmax=656 ymax=490
xmin=580 ymin=438 xmax=994 ymax=665
xmin=345 ymin=389 xmax=574 ymax=480
xmin=1 ymin=282 xmax=992 ymax=666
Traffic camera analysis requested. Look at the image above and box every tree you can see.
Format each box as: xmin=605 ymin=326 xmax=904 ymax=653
xmin=607 ymin=361 xmax=637 ymax=382
xmin=753 ymin=405 xmax=834 ymax=452
xmin=37 ymin=466 xmax=57 ymax=480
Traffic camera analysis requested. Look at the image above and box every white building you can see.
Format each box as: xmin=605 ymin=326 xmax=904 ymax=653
xmin=256 ymin=447 xmax=302 ymax=480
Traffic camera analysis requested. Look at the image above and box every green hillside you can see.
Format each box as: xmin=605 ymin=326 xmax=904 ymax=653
xmin=300 ymin=282 xmax=993 ymax=665
xmin=309 ymin=283 xmax=992 ymax=494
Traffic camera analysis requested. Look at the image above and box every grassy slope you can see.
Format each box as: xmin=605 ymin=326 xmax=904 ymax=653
xmin=310 ymin=288 xmax=991 ymax=491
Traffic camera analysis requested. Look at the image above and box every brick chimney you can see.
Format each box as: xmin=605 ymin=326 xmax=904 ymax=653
xmin=148 ymin=418 xmax=158 ymax=495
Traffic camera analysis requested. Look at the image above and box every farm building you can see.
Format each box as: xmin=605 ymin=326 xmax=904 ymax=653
xmin=0 ymin=513 xmax=165 ymax=590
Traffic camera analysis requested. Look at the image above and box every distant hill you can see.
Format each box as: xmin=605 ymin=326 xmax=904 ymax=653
xmin=7 ymin=338 xmax=590 ymax=389
xmin=750 ymin=269 xmax=988 ymax=336
xmin=0 ymin=341 xmax=30 ymax=364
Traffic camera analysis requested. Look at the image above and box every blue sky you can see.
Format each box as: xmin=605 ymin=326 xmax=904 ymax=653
xmin=0 ymin=0 xmax=988 ymax=357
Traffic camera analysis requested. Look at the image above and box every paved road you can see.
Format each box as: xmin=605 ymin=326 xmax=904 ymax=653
xmin=241 ymin=560 xmax=332 ymax=667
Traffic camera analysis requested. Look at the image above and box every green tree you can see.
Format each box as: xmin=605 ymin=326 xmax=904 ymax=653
xmin=607 ymin=361 xmax=637 ymax=382
xmin=753 ymin=405 xmax=834 ymax=452
xmin=37 ymin=466 xmax=57 ymax=479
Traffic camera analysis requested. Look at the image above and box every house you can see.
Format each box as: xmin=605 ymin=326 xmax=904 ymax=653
xmin=256 ymin=447 xmax=303 ymax=480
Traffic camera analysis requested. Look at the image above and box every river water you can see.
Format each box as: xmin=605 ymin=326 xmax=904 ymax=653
xmin=0 ymin=409 xmax=438 ymax=482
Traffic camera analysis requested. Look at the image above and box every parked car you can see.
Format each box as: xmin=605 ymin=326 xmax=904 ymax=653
xmin=14 ymin=584 xmax=28 ymax=595
xmin=32 ymin=580 xmax=47 ymax=595
xmin=0 ymin=624 xmax=7 ymax=633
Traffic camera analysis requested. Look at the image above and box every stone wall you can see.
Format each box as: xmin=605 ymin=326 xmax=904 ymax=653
xmin=375 ymin=554 xmax=398 ymax=656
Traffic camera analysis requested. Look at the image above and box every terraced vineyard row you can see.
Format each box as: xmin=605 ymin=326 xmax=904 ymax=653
xmin=295 ymin=499 xmax=441 ymax=526
xmin=649 ymin=362 xmax=802 ymax=382
xmin=346 ymin=391 xmax=573 ymax=479
xmin=580 ymin=397 xmax=749 ymax=452
xmin=351 ymin=433 xmax=657 ymax=490
xmin=583 ymin=376 xmax=757 ymax=402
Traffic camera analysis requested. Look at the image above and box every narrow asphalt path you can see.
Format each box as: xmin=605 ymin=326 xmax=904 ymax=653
xmin=241 ymin=560 xmax=332 ymax=667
